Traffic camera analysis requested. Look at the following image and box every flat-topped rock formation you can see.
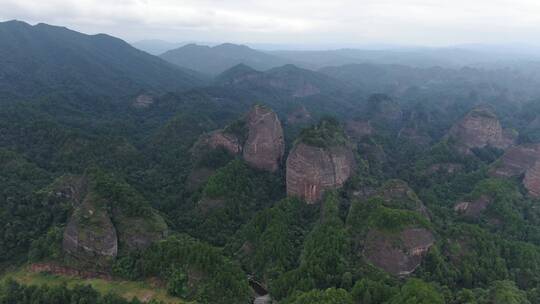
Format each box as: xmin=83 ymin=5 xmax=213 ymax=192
xmin=286 ymin=119 xmax=355 ymax=203
xmin=447 ymin=105 xmax=515 ymax=154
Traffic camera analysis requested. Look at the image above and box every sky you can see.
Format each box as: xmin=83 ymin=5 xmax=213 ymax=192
xmin=1 ymin=0 xmax=540 ymax=48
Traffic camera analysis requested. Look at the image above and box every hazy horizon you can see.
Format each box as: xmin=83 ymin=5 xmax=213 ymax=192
xmin=2 ymin=0 xmax=540 ymax=49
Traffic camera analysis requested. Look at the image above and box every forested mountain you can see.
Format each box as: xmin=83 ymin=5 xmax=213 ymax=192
xmin=0 ymin=20 xmax=206 ymax=101
xmin=160 ymin=43 xmax=292 ymax=75
xmin=5 ymin=20 xmax=540 ymax=304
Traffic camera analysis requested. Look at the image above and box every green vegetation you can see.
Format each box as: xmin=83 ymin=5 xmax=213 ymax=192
xmin=1 ymin=269 xmax=180 ymax=303
xmin=113 ymin=234 xmax=250 ymax=304
xmin=298 ymin=117 xmax=347 ymax=147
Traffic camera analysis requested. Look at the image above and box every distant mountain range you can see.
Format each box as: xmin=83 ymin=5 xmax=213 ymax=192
xmin=159 ymin=43 xmax=295 ymax=76
xmin=0 ymin=20 xmax=206 ymax=100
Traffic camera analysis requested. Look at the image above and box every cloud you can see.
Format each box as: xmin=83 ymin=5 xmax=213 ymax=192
xmin=1 ymin=0 xmax=540 ymax=46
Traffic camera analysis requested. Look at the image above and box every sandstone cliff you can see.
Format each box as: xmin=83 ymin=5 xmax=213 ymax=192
xmin=490 ymin=143 xmax=540 ymax=198
xmin=243 ymin=105 xmax=285 ymax=172
xmin=286 ymin=120 xmax=355 ymax=203
xmin=447 ymin=105 xmax=515 ymax=154
xmin=287 ymin=143 xmax=355 ymax=203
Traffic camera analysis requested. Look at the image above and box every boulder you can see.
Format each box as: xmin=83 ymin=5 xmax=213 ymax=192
xmin=447 ymin=105 xmax=514 ymax=153
xmin=243 ymin=105 xmax=285 ymax=172
xmin=363 ymin=228 xmax=435 ymax=277
xmin=286 ymin=143 xmax=355 ymax=203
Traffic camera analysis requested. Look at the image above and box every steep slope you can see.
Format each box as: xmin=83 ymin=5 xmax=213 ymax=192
xmin=243 ymin=105 xmax=285 ymax=172
xmin=0 ymin=20 xmax=204 ymax=100
xmin=160 ymin=43 xmax=289 ymax=75
xmin=286 ymin=119 xmax=356 ymax=203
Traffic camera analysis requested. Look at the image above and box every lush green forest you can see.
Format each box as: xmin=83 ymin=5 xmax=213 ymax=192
xmin=4 ymin=19 xmax=540 ymax=304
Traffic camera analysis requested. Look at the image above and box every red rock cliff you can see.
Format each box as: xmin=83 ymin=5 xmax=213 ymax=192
xmin=243 ymin=105 xmax=285 ymax=172
xmin=286 ymin=143 xmax=355 ymax=204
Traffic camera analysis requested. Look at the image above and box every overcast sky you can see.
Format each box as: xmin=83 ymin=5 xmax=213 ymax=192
xmin=1 ymin=0 xmax=540 ymax=48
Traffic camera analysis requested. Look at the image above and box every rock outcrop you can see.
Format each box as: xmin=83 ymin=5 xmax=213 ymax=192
xmin=524 ymin=162 xmax=540 ymax=198
xmin=489 ymin=143 xmax=540 ymax=197
xmin=201 ymin=130 xmax=242 ymax=155
xmin=63 ymin=193 xmax=118 ymax=267
xmin=243 ymin=105 xmax=285 ymax=172
xmin=287 ymin=143 xmax=355 ymax=203
xmin=454 ymin=195 xmax=492 ymax=218
xmin=447 ymin=105 xmax=515 ymax=153
xmin=363 ymin=228 xmax=435 ymax=277
xmin=49 ymin=174 xmax=168 ymax=268
xmin=287 ymin=119 xmax=356 ymax=204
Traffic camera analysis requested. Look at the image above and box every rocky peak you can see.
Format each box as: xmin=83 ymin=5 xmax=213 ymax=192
xmin=286 ymin=119 xmax=356 ymax=203
xmin=447 ymin=105 xmax=515 ymax=153
xmin=243 ymin=105 xmax=285 ymax=172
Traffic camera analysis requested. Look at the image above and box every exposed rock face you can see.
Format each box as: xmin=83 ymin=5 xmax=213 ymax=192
xmin=243 ymin=105 xmax=285 ymax=172
xmin=63 ymin=194 xmax=118 ymax=266
xmin=524 ymin=161 xmax=540 ymax=198
xmin=490 ymin=144 xmax=540 ymax=177
xmin=363 ymin=228 xmax=435 ymax=277
xmin=286 ymin=143 xmax=356 ymax=203
xmin=454 ymin=195 xmax=492 ymax=218
xmin=204 ymin=130 xmax=242 ymax=155
xmin=447 ymin=105 xmax=514 ymax=153
xmin=489 ymin=144 xmax=540 ymax=198
xmin=56 ymin=175 xmax=168 ymax=268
